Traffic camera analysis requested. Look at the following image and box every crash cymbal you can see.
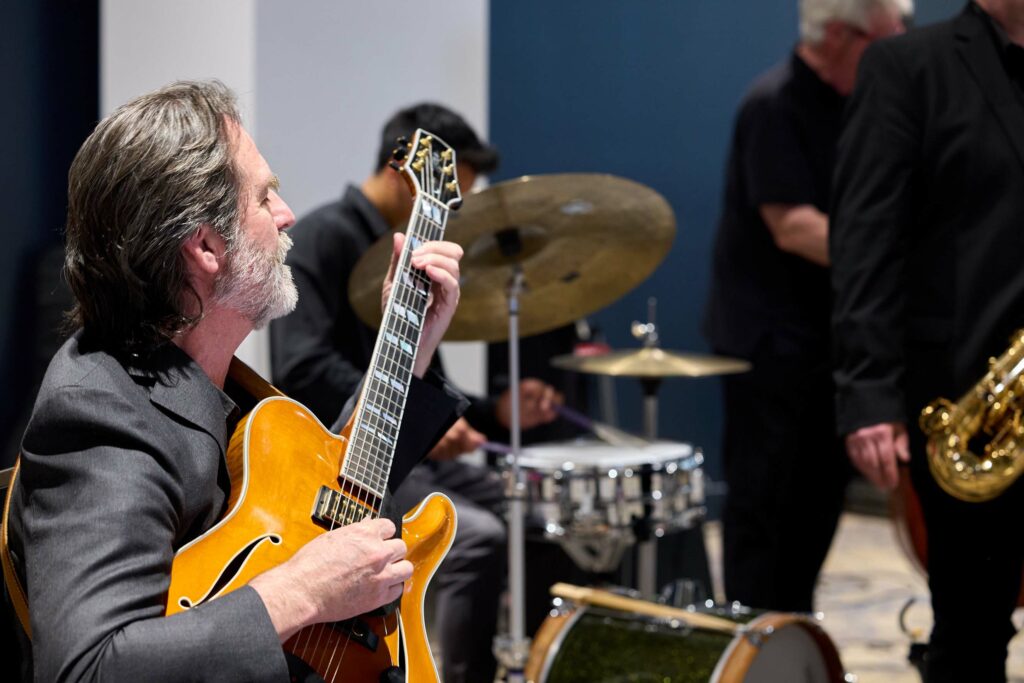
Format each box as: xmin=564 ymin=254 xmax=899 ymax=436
xmin=550 ymin=348 xmax=751 ymax=378
xmin=348 ymin=173 xmax=675 ymax=341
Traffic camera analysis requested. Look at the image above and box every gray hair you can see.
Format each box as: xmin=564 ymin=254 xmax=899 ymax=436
xmin=64 ymin=79 xmax=245 ymax=353
xmin=799 ymin=0 xmax=912 ymax=43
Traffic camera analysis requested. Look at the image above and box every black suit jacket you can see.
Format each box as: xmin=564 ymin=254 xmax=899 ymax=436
xmin=831 ymin=3 xmax=1024 ymax=436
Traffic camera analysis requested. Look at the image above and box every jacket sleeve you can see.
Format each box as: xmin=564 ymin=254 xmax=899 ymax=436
xmin=830 ymin=40 xmax=922 ymax=435
xmin=15 ymin=385 xmax=287 ymax=682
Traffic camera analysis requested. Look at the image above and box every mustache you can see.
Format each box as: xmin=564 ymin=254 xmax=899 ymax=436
xmin=276 ymin=231 xmax=293 ymax=262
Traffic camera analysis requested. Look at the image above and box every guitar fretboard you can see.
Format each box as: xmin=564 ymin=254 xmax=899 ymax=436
xmin=341 ymin=196 xmax=449 ymax=500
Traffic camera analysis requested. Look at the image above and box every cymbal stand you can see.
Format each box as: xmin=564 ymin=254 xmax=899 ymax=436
xmin=632 ymin=297 xmax=661 ymax=597
xmin=494 ymin=267 xmax=530 ymax=682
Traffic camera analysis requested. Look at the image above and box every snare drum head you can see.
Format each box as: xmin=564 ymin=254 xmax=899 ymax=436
xmin=517 ymin=439 xmax=696 ymax=471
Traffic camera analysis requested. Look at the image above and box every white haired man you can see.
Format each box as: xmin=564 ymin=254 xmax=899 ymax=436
xmin=704 ymin=0 xmax=908 ymax=612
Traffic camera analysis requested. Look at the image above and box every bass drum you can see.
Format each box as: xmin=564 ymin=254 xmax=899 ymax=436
xmin=526 ymin=603 xmax=844 ymax=683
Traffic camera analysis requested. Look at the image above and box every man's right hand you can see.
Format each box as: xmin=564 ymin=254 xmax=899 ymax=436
xmin=250 ymin=517 xmax=412 ymax=642
xmin=844 ymin=421 xmax=910 ymax=491
xmin=427 ymin=417 xmax=486 ymax=461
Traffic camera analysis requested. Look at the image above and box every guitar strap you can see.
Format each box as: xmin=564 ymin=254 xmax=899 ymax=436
xmin=2 ymin=458 xmax=31 ymax=639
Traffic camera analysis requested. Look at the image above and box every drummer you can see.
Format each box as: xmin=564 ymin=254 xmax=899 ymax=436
xmin=269 ymin=102 xmax=563 ymax=683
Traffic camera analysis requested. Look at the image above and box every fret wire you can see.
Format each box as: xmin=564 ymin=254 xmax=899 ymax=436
xmin=342 ymin=193 xmax=448 ymax=498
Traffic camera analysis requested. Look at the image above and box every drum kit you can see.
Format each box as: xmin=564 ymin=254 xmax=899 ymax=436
xmin=351 ymin=174 xmax=845 ymax=682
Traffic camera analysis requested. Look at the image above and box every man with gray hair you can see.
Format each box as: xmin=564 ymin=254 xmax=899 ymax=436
xmin=704 ymin=0 xmax=908 ymax=612
xmin=3 ymin=80 xmax=467 ymax=680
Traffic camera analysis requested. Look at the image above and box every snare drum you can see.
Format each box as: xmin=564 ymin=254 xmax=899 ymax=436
xmin=526 ymin=602 xmax=844 ymax=683
xmin=510 ymin=439 xmax=704 ymax=572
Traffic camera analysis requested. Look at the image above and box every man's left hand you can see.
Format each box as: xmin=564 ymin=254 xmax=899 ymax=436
xmin=496 ymin=378 xmax=563 ymax=430
xmin=381 ymin=233 xmax=463 ymax=378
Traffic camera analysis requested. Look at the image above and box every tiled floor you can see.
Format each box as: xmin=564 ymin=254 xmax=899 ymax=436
xmin=487 ymin=512 xmax=1024 ymax=681
xmin=815 ymin=513 xmax=1024 ymax=682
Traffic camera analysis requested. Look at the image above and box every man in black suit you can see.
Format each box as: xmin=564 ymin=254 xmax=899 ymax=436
xmin=831 ymin=2 xmax=1024 ymax=680
xmin=704 ymin=0 xmax=906 ymax=612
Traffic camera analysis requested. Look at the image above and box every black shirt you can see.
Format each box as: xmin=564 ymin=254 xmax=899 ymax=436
xmin=270 ymin=185 xmax=499 ymax=434
xmin=973 ymin=1 xmax=1024 ymax=96
xmin=704 ymin=52 xmax=844 ymax=360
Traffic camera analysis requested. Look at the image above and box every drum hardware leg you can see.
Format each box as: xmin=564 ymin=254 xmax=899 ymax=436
xmin=494 ymin=268 xmax=531 ymax=682
xmin=631 ymin=301 xmax=664 ymax=597
xmin=637 ymin=376 xmax=662 ymax=598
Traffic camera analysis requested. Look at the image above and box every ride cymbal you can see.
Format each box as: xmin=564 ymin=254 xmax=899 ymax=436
xmin=550 ymin=348 xmax=751 ymax=378
xmin=348 ymin=173 xmax=676 ymax=341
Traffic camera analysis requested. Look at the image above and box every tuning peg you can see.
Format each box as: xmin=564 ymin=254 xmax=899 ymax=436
xmin=441 ymin=149 xmax=453 ymax=161
xmin=443 ymin=164 xmax=454 ymax=176
xmin=446 ymin=181 xmax=458 ymax=192
xmin=411 ymin=160 xmax=425 ymax=172
xmin=420 ymin=135 xmax=433 ymax=147
xmin=415 ymin=149 xmax=428 ymax=159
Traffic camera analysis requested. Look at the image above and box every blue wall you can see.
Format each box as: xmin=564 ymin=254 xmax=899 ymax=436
xmin=489 ymin=0 xmax=963 ymax=491
xmin=0 ymin=1 xmax=98 ymax=464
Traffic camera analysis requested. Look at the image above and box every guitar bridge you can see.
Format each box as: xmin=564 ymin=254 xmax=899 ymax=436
xmin=312 ymin=486 xmax=376 ymax=528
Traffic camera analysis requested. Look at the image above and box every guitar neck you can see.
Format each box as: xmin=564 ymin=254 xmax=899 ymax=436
xmin=341 ymin=195 xmax=449 ymax=500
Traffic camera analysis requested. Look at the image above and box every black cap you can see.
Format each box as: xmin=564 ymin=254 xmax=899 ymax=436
xmin=375 ymin=102 xmax=499 ymax=174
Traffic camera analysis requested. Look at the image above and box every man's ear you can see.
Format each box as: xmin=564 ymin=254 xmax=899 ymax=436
xmin=181 ymin=224 xmax=227 ymax=281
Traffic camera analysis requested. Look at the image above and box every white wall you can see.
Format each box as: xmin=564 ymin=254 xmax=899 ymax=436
xmin=101 ymin=0 xmax=487 ymax=394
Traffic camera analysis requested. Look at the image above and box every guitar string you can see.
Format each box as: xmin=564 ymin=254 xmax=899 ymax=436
xmin=319 ymin=201 xmax=443 ymax=676
xmin=305 ymin=161 xmax=450 ymax=676
xmin=318 ymin=202 xmax=443 ymax=676
xmin=292 ymin=209 xmax=425 ymax=668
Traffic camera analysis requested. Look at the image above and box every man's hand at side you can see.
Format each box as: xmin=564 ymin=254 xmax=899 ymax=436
xmin=844 ymin=421 xmax=910 ymax=491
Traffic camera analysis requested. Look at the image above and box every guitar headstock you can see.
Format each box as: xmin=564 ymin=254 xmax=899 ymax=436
xmin=389 ymin=128 xmax=463 ymax=211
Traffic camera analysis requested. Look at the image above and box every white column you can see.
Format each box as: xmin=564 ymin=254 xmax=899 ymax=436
xmin=102 ymin=0 xmax=488 ymax=388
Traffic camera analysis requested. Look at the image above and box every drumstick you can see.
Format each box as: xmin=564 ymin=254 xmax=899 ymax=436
xmin=555 ymin=405 xmax=650 ymax=449
xmin=550 ymin=583 xmax=742 ymax=636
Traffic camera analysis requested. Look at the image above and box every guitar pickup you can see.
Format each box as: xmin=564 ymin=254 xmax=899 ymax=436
xmin=312 ymin=486 xmax=375 ymax=528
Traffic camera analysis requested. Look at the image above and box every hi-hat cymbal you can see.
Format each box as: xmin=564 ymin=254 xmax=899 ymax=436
xmin=550 ymin=348 xmax=752 ymax=378
xmin=348 ymin=173 xmax=675 ymax=341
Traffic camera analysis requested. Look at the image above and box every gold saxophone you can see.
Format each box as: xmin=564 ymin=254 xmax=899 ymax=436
xmin=919 ymin=328 xmax=1024 ymax=502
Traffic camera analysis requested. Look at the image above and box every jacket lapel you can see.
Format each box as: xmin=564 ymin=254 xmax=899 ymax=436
xmin=129 ymin=346 xmax=232 ymax=459
xmin=954 ymin=8 xmax=1024 ymax=173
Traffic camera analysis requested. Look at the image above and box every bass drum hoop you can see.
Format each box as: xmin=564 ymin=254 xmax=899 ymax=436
xmin=526 ymin=605 xmax=845 ymax=683
xmin=710 ymin=612 xmax=845 ymax=683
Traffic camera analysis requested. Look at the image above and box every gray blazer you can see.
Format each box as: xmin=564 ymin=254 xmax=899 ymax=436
xmin=7 ymin=332 xmax=463 ymax=681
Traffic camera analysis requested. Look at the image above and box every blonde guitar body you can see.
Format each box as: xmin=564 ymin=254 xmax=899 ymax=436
xmin=167 ymin=396 xmax=457 ymax=682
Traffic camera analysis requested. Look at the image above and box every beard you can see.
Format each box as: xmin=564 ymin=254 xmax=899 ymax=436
xmin=213 ymin=229 xmax=298 ymax=329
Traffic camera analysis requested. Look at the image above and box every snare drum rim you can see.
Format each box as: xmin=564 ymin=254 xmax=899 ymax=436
xmin=515 ymin=440 xmax=699 ymax=474
xmin=708 ymin=612 xmax=846 ymax=683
